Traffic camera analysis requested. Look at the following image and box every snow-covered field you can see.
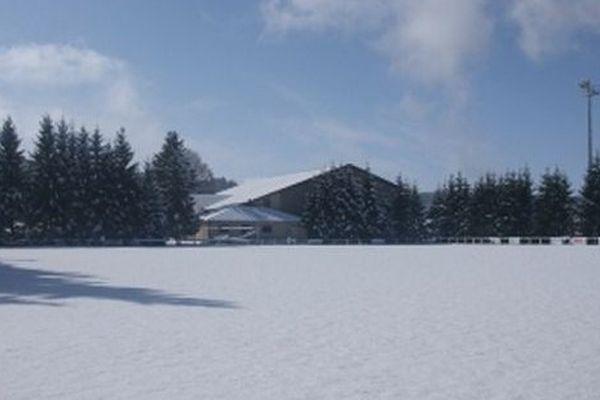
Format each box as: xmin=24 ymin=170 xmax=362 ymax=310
xmin=1 ymin=246 xmax=599 ymax=400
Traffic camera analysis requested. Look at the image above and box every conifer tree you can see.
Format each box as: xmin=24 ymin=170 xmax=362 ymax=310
xmin=30 ymin=115 xmax=61 ymax=238
xmin=469 ymin=173 xmax=499 ymax=236
xmin=390 ymin=176 xmax=410 ymax=239
xmin=330 ymin=167 xmax=351 ymax=239
xmin=71 ymin=127 xmax=92 ymax=239
xmin=311 ymin=168 xmax=341 ymax=240
xmin=390 ymin=176 xmax=425 ymax=241
xmin=361 ymin=168 xmax=387 ymax=239
xmin=183 ymin=148 xmax=215 ymax=193
xmin=497 ymin=169 xmax=533 ymax=236
xmin=54 ymin=118 xmax=77 ymax=237
xmin=0 ymin=117 xmax=26 ymax=240
xmin=407 ymin=184 xmax=426 ymax=240
xmin=303 ymin=171 xmax=341 ymax=240
xmin=302 ymin=175 xmax=324 ymax=239
xmin=137 ymin=163 xmax=165 ymax=238
xmin=109 ymin=129 xmax=141 ymax=239
xmin=303 ymin=165 xmax=388 ymax=241
xmin=87 ymin=128 xmax=111 ymax=239
xmin=152 ymin=131 xmax=198 ymax=239
xmin=427 ymin=187 xmax=449 ymax=238
xmin=447 ymin=174 xmax=471 ymax=236
xmin=428 ymin=174 xmax=470 ymax=237
xmin=533 ymin=168 xmax=573 ymax=236
xmin=580 ymin=155 xmax=600 ymax=236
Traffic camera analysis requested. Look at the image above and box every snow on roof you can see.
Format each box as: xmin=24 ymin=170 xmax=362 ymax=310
xmin=192 ymin=194 xmax=229 ymax=213
xmin=207 ymin=169 xmax=322 ymax=210
xmin=201 ymin=205 xmax=301 ymax=223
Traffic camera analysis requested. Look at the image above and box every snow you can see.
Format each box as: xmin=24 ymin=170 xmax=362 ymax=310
xmin=1 ymin=246 xmax=600 ymax=399
xmin=208 ymin=169 xmax=322 ymax=210
xmin=201 ymin=205 xmax=301 ymax=222
xmin=191 ymin=193 xmax=229 ymax=213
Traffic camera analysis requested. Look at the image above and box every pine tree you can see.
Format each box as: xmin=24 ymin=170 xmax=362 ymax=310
xmin=303 ymin=165 xmax=387 ymax=241
xmin=447 ymin=174 xmax=471 ymax=236
xmin=497 ymin=169 xmax=533 ymax=236
xmin=580 ymin=155 xmax=600 ymax=236
xmin=314 ymin=167 xmax=342 ymax=240
xmin=87 ymin=128 xmax=111 ymax=239
xmin=390 ymin=176 xmax=424 ymax=241
xmin=361 ymin=168 xmax=387 ymax=240
xmin=54 ymin=118 xmax=77 ymax=238
xmin=30 ymin=115 xmax=61 ymax=239
xmin=302 ymin=175 xmax=324 ymax=239
xmin=109 ymin=128 xmax=141 ymax=239
xmin=533 ymin=168 xmax=573 ymax=236
xmin=514 ymin=169 xmax=534 ymax=235
xmin=152 ymin=131 xmax=198 ymax=239
xmin=427 ymin=186 xmax=449 ymax=238
xmin=469 ymin=173 xmax=499 ymax=236
xmin=183 ymin=148 xmax=215 ymax=193
xmin=427 ymin=174 xmax=470 ymax=238
xmin=138 ymin=162 xmax=165 ymax=238
xmin=0 ymin=117 xmax=26 ymax=240
xmin=71 ymin=127 xmax=92 ymax=240
xmin=406 ymin=184 xmax=426 ymax=240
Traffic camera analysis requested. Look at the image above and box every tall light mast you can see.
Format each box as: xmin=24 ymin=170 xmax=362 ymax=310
xmin=579 ymin=79 xmax=599 ymax=169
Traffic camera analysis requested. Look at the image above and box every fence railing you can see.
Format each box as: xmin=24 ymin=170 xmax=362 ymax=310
xmin=1 ymin=236 xmax=599 ymax=247
xmin=185 ymin=236 xmax=599 ymax=246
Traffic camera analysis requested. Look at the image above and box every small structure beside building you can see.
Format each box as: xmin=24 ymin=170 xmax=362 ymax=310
xmin=194 ymin=164 xmax=397 ymax=241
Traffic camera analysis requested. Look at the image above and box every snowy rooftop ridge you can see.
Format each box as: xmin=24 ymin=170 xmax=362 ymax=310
xmin=206 ymin=168 xmax=323 ymax=210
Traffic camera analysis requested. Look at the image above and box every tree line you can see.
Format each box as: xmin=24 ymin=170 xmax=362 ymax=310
xmin=2 ymin=114 xmax=600 ymax=244
xmin=303 ymin=161 xmax=600 ymax=241
xmin=0 ymin=115 xmax=230 ymax=243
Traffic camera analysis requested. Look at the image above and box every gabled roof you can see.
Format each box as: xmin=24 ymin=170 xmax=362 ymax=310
xmin=207 ymin=169 xmax=322 ymax=210
xmin=192 ymin=194 xmax=230 ymax=213
xmin=201 ymin=205 xmax=301 ymax=223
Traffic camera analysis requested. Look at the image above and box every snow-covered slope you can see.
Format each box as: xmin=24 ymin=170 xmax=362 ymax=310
xmin=1 ymin=246 xmax=599 ymax=399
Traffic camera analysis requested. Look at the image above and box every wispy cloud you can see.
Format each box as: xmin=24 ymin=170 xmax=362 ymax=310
xmin=261 ymin=0 xmax=492 ymax=86
xmin=0 ymin=44 xmax=123 ymax=86
xmin=261 ymin=2 xmax=494 ymax=185
xmin=0 ymin=43 xmax=163 ymax=158
xmin=261 ymin=0 xmax=388 ymax=33
xmin=509 ymin=0 xmax=600 ymax=60
xmin=266 ymin=84 xmax=493 ymax=188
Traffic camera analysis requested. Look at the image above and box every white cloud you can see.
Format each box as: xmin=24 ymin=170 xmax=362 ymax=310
xmin=261 ymin=0 xmax=388 ymax=33
xmin=261 ymin=0 xmax=492 ymax=86
xmin=261 ymin=2 xmax=496 ymax=186
xmin=0 ymin=43 xmax=123 ymax=86
xmin=510 ymin=0 xmax=600 ymax=60
xmin=0 ymin=44 xmax=163 ymax=158
xmin=377 ymin=0 xmax=491 ymax=85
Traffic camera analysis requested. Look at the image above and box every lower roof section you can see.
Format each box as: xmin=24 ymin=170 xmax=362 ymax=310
xmin=200 ymin=205 xmax=302 ymax=223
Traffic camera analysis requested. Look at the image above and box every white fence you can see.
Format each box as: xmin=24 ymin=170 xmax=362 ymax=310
xmin=168 ymin=236 xmax=600 ymax=246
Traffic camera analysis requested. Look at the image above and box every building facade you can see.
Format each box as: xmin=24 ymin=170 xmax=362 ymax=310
xmin=194 ymin=164 xmax=397 ymax=241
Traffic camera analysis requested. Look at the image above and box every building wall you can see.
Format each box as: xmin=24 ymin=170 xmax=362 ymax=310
xmin=196 ymin=221 xmax=306 ymax=241
xmin=250 ymin=179 xmax=313 ymax=216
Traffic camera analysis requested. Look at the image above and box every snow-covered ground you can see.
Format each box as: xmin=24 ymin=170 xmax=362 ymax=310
xmin=1 ymin=246 xmax=599 ymax=399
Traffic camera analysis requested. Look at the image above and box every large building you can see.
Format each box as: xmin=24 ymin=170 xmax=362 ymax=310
xmin=194 ymin=164 xmax=397 ymax=241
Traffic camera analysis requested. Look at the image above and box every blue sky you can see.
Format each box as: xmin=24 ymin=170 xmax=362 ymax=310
xmin=0 ymin=0 xmax=599 ymax=189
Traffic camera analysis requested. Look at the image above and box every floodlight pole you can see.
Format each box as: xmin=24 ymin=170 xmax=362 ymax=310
xmin=580 ymin=79 xmax=599 ymax=169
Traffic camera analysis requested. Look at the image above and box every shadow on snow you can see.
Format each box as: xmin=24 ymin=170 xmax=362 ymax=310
xmin=0 ymin=262 xmax=238 ymax=309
